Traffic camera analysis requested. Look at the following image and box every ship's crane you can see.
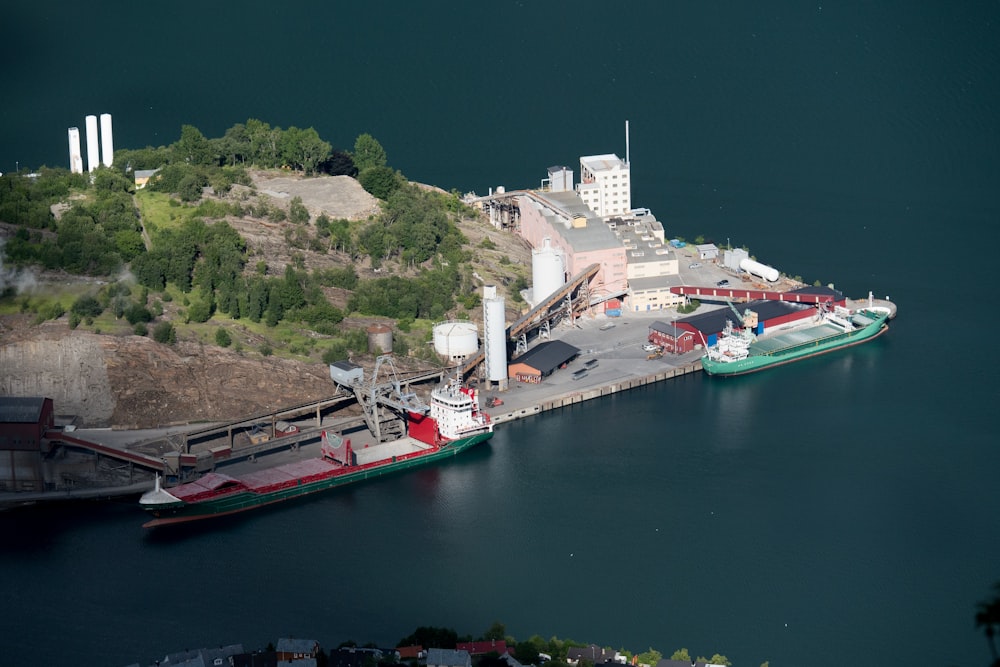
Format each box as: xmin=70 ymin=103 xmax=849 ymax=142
xmin=726 ymin=299 xmax=744 ymax=326
xmin=337 ymin=355 xmax=429 ymax=443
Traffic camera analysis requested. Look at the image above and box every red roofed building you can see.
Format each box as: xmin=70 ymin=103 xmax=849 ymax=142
xmin=397 ymin=645 xmax=425 ymax=660
xmin=456 ymin=640 xmax=508 ymax=656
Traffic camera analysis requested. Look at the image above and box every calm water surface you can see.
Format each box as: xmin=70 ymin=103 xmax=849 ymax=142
xmin=2 ymin=3 xmax=999 ymax=666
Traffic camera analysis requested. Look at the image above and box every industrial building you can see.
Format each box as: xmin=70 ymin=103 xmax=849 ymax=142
xmin=614 ymin=212 xmax=686 ymax=311
xmin=507 ymin=340 xmax=580 ymax=384
xmin=518 ymin=190 xmax=628 ymax=304
xmin=673 ymin=286 xmax=845 ymax=347
xmin=0 ymin=397 xmax=54 ymax=492
xmin=577 ymin=153 xmax=631 ymax=217
xmin=648 ymin=321 xmax=697 ymax=355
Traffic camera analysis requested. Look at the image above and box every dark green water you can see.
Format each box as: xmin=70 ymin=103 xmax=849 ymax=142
xmin=2 ymin=3 xmax=999 ymax=666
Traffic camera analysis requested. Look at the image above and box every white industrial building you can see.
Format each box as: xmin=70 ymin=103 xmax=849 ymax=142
xmin=577 ymin=153 xmax=631 ymax=217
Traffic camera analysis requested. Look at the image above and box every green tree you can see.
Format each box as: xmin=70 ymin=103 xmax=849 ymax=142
xmin=482 ymin=621 xmax=506 ymax=641
xmin=635 ymin=649 xmax=661 ymax=666
xmin=669 ymin=649 xmax=690 ymax=662
xmin=358 ymin=166 xmax=401 ymax=200
xmin=289 ymin=196 xmax=310 ymax=225
xmin=397 ymin=627 xmax=458 ymax=650
xmin=152 ymin=321 xmax=176 ymax=344
xmin=281 ymin=126 xmax=332 ymax=175
xmin=71 ymin=295 xmax=104 ymax=318
xmin=708 ymin=655 xmax=731 ymax=666
xmin=353 ymin=133 xmax=387 ymax=172
xmin=173 ymin=124 xmax=213 ymax=165
xmin=215 ymin=327 xmax=232 ymax=347
xmin=124 ymin=303 xmax=153 ymax=325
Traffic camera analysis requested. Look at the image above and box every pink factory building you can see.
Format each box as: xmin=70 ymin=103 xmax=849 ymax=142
xmin=517 ymin=190 xmax=628 ymax=302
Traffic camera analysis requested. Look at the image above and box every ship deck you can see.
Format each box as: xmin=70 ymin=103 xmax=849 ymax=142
xmin=351 ymin=436 xmax=433 ymax=465
xmin=750 ymin=321 xmax=845 ymax=355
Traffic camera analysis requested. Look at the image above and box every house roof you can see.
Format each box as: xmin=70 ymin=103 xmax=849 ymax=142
xmin=456 ymin=640 xmax=508 ymax=655
xmin=396 ymin=646 xmax=424 ymax=659
xmin=0 ymin=396 xmax=48 ymax=423
xmin=566 ymin=645 xmax=618 ymax=664
xmin=649 ymin=321 xmax=694 ymax=337
xmin=161 ymin=644 xmax=245 ymax=666
xmin=524 ymin=191 xmax=623 ymax=253
xmin=629 ymin=274 xmax=684 ymax=292
xmin=277 ymin=638 xmax=318 ymax=654
xmin=509 ymin=340 xmax=581 ymax=375
xmin=426 ymin=648 xmax=471 ymax=667
xmin=677 ymin=299 xmax=815 ymax=335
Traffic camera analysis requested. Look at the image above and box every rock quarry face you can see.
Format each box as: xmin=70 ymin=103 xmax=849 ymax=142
xmin=0 ymin=323 xmax=335 ymax=429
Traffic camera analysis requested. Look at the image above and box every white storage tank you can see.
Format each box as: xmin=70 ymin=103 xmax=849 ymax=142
xmin=85 ymin=115 xmax=100 ymax=173
xmin=531 ymin=237 xmax=565 ymax=305
xmin=482 ymin=285 xmax=508 ymax=384
xmin=67 ymin=127 xmax=83 ymax=174
xmin=100 ymin=113 xmax=114 ymax=168
xmin=739 ymin=257 xmax=780 ymax=282
xmin=432 ymin=320 xmax=479 ymax=360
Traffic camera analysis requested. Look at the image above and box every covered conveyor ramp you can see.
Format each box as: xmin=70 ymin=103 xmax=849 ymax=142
xmin=461 ymin=263 xmax=600 ymax=377
xmin=669 ymin=286 xmax=836 ymax=303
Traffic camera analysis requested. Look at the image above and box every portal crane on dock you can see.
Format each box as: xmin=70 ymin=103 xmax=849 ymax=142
xmin=335 ymin=355 xmax=429 ymax=443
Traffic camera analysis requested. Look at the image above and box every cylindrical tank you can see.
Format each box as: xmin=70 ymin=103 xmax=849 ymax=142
xmin=531 ymin=237 xmax=565 ymax=305
xmin=85 ymin=115 xmax=99 ymax=173
xmin=366 ymin=324 xmax=393 ymax=354
xmin=483 ymin=288 xmax=508 ymax=383
xmin=99 ymin=113 xmax=114 ymax=168
xmin=67 ymin=127 xmax=83 ymax=174
xmin=432 ymin=321 xmax=479 ymax=359
xmin=740 ymin=257 xmax=780 ymax=282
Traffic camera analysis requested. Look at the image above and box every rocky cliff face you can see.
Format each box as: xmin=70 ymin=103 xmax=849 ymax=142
xmin=0 ymin=320 xmax=335 ymax=428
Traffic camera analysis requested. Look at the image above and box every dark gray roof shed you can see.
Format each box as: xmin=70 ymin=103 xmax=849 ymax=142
xmin=510 ymin=340 xmax=581 ymax=375
xmin=0 ymin=397 xmax=47 ymax=423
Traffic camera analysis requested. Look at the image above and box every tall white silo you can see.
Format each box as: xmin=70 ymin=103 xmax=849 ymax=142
xmin=483 ymin=285 xmax=508 ymax=387
xmin=100 ymin=113 xmax=114 ymax=167
xmin=67 ymin=127 xmax=83 ymax=174
xmin=85 ymin=115 xmax=100 ymax=173
xmin=531 ymin=237 xmax=565 ymax=306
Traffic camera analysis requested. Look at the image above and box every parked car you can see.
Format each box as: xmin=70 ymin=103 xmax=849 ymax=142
xmin=642 ymin=343 xmax=661 ymax=352
xmin=688 ymin=262 xmax=702 ymax=269
xmin=716 ymin=279 xmax=731 ymax=287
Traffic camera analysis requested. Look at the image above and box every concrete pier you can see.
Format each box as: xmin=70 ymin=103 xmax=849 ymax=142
xmin=488 ymin=360 xmax=702 ymax=425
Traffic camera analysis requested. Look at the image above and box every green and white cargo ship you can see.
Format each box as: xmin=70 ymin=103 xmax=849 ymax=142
xmin=701 ymin=301 xmax=891 ymax=377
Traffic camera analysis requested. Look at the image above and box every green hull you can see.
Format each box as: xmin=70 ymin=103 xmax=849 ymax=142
xmin=143 ymin=431 xmax=493 ymax=527
xmin=702 ymin=311 xmax=889 ymax=377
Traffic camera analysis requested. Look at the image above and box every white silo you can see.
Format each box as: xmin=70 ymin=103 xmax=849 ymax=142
xmin=67 ymin=127 xmax=83 ymax=174
xmin=100 ymin=113 xmax=114 ymax=167
xmin=531 ymin=237 xmax=565 ymax=306
xmin=483 ymin=285 xmax=508 ymax=387
xmin=85 ymin=115 xmax=100 ymax=173
xmin=432 ymin=321 xmax=480 ymax=361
